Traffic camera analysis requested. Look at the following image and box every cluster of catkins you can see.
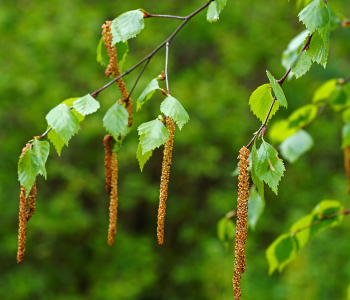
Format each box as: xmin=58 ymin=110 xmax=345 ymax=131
xmin=233 ymin=146 xmax=250 ymax=299
xmin=157 ymin=118 xmax=176 ymax=245
xmin=102 ymin=21 xmax=133 ymax=127
xmin=17 ymin=143 xmax=37 ymax=264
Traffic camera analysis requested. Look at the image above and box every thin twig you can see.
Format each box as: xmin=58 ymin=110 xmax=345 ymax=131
xmin=165 ymin=42 xmax=170 ymax=94
xmin=246 ymin=34 xmax=313 ymax=149
xmin=291 ymin=209 xmax=350 ymax=236
xmin=127 ymin=58 xmax=151 ymax=100
xmin=145 ymin=14 xmax=186 ymax=20
xmin=38 ymin=0 xmax=214 ymax=140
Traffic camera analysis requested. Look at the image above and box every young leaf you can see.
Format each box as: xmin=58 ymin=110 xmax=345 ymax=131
xmin=32 ymin=139 xmax=50 ymax=179
xmin=206 ymin=0 xmax=227 ymax=23
xmin=136 ymin=143 xmax=153 ymax=172
xmin=266 ymin=233 xmax=298 ymax=275
xmin=96 ymin=36 xmax=110 ymax=67
xmin=116 ymin=41 xmax=129 ymax=72
xmin=138 ymin=119 xmax=169 ymax=154
xmin=280 ymin=130 xmax=314 ymax=163
xmin=111 ymin=10 xmax=145 ymax=44
xmin=249 ymin=84 xmax=279 ymax=122
xmin=342 ymin=121 xmax=350 ymax=149
xmin=103 ymin=103 xmax=129 ymax=140
xmin=298 ymin=0 xmax=329 ymax=33
xmin=268 ymin=120 xmax=298 ymax=144
xmin=306 ymin=28 xmax=329 ymax=68
xmin=48 ymin=129 xmax=65 ymax=156
xmin=281 ymin=30 xmax=309 ymax=74
xmin=160 ymin=95 xmax=190 ymax=130
xmin=137 ymin=78 xmax=161 ymax=111
xmin=266 ymin=71 xmax=288 ymax=108
xmin=288 ymin=104 xmax=318 ymax=129
xmin=256 ymin=141 xmax=285 ymax=195
xmin=217 ymin=216 xmax=235 ymax=250
xmin=73 ymin=94 xmax=100 ymax=116
xmin=291 ymin=51 xmax=313 ymax=78
xmin=18 ymin=148 xmax=39 ymax=197
xmin=248 ymin=185 xmax=265 ymax=231
xmin=61 ymin=98 xmax=84 ymax=122
xmin=251 ymin=142 xmax=264 ymax=203
xmin=312 ymin=79 xmax=337 ymax=103
xmin=46 ymin=104 xmax=81 ymax=145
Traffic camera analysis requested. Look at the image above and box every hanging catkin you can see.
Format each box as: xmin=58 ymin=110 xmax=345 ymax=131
xmin=102 ymin=21 xmax=133 ymax=127
xmin=344 ymin=146 xmax=350 ymax=193
xmin=26 ymin=182 xmax=37 ymax=221
xmin=108 ymin=152 xmax=118 ymax=246
xmin=157 ymin=118 xmax=176 ymax=245
xmin=17 ymin=143 xmax=31 ymax=264
xmin=104 ymin=135 xmax=114 ymax=195
xmin=233 ymin=146 xmax=250 ymax=299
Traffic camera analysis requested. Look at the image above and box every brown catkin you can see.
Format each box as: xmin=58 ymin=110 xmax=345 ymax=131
xmin=17 ymin=143 xmax=32 ymax=264
xmin=104 ymin=135 xmax=114 ymax=194
xmin=344 ymin=146 xmax=350 ymax=193
xmin=102 ymin=21 xmax=133 ymax=127
xmin=233 ymin=146 xmax=250 ymax=299
xmin=108 ymin=152 xmax=118 ymax=245
xmin=157 ymin=118 xmax=176 ymax=246
xmin=26 ymin=182 xmax=37 ymax=221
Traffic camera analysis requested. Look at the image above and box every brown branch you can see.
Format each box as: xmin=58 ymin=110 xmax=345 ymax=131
xmin=291 ymin=209 xmax=350 ymax=236
xmin=246 ymin=34 xmax=313 ymax=149
xmin=38 ymin=0 xmax=215 ymax=139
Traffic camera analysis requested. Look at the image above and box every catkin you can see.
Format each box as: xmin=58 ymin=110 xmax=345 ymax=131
xmin=102 ymin=21 xmax=133 ymax=127
xmin=344 ymin=146 xmax=350 ymax=193
xmin=104 ymin=135 xmax=114 ymax=194
xmin=233 ymin=146 xmax=250 ymax=299
xmin=17 ymin=143 xmax=31 ymax=264
xmin=157 ymin=118 xmax=176 ymax=246
xmin=108 ymin=152 xmax=118 ymax=246
xmin=26 ymin=182 xmax=37 ymax=221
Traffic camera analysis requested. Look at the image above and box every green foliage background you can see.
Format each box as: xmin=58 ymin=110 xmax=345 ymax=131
xmin=1 ymin=0 xmax=350 ymax=299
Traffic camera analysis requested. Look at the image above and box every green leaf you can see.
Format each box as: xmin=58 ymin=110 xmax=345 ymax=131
xmin=255 ymin=141 xmax=285 ymax=195
xmin=266 ymin=233 xmax=298 ymax=275
xmin=266 ymin=70 xmax=288 ymax=108
xmin=32 ymin=139 xmax=50 ymax=179
xmin=73 ymin=94 xmax=100 ymax=116
xmin=298 ymin=0 xmax=329 ymax=33
xmin=280 ymin=130 xmax=314 ymax=163
xmin=111 ymin=10 xmax=145 ymax=44
xmin=96 ymin=36 xmax=110 ymax=67
xmin=343 ymin=108 xmax=350 ymax=122
xmin=291 ymin=51 xmax=313 ymax=79
xmin=342 ymin=121 xmax=350 ymax=149
xmin=251 ymin=142 xmax=264 ymax=203
xmin=116 ymin=41 xmax=129 ymax=72
xmin=217 ymin=217 xmax=235 ymax=242
xmin=312 ymin=79 xmax=337 ymax=103
xmin=137 ymin=78 xmax=161 ymax=111
xmin=329 ymin=87 xmax=350 ymax=112
xmin=103 ymin=103 xmax=129 ymax=140
xmin=206 ymin=0 xmax=227 ymax=23
xmin=136 ymin=143 xmax=153 ymax=172
xmin=46 ymin=104 xmax=80 ymax=145
xmin=281 ymin=30 xmax=309 ymax=74
xmin=249 ymin=84 xmax=279 ymax=122
xmin=160 ymin=95 xmax=190 ymax=130
xmin=18 ymin=148 xmax=39 ymax=197
xmin=48 ymin=129 xmax=65 ymax=156
xmin=306 ymin=27 xmax=329 ymax=68
xmin=288 ymin=104 xmax=318 ymax=129
xmin=248 ymin=185 xmax=265 ymax=231
xmin=61 ymin=98 xmax=84 ymax=122
xmin=138 ymin=119 xmax=169 ymax=154
xmin=268 ymin=120 xmax=298 ymax=144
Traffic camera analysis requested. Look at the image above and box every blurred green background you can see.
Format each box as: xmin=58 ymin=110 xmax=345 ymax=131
xmin=1 ymin=0 xmax=350 ymax=299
